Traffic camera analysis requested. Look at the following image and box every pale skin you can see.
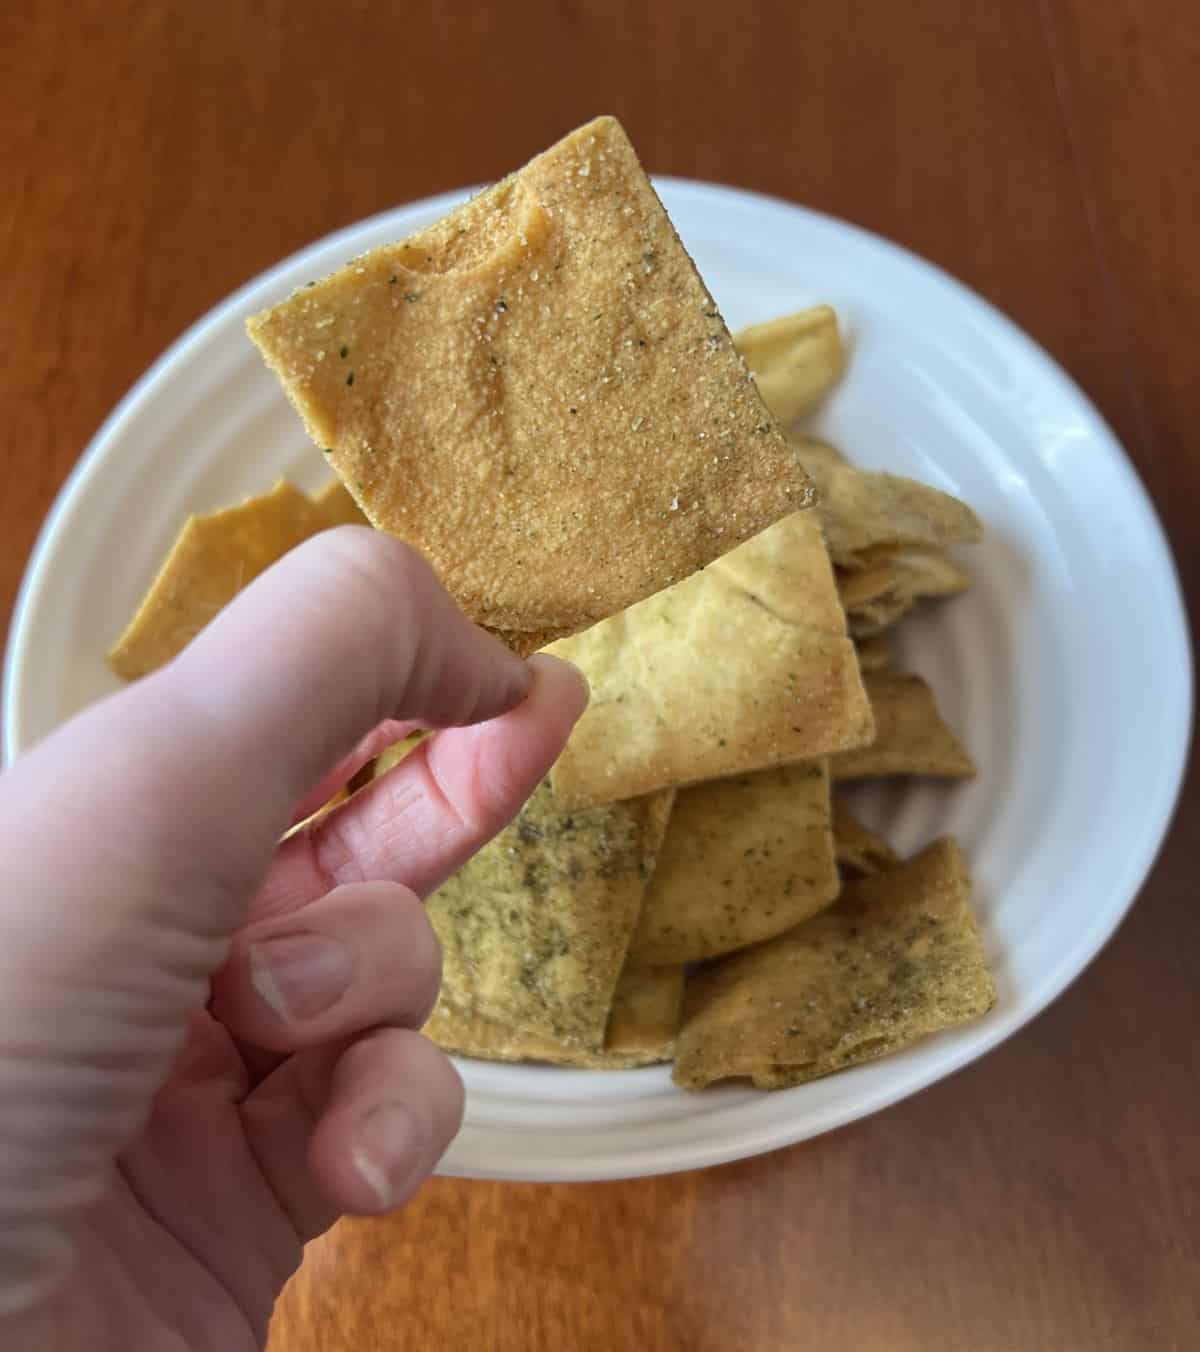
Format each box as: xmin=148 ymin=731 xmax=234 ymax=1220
xmin=0 ymin=528 xmax=589 ymax=1350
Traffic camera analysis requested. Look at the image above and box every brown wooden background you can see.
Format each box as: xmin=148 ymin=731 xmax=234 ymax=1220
xmin=3 ymin=2 xmax=1198 ymax=1348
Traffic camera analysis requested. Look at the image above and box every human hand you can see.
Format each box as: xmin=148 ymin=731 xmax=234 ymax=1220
xmin=0 ymin=528 xmax=588 ymax=1349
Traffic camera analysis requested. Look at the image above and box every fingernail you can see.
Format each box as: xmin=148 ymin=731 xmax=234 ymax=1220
xmin=528 ymin=652 xmax=591 ymax=707
xmin=352 ymin=1102 xmax=425 ymax=1210
xmin=249 ymin=933 xmax=353 ymax=1022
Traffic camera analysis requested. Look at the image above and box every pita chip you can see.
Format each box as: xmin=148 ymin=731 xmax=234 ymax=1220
xmin=831 ymin=798 xmax=898 ymax=877
xmin=854 ymin=634 xmax=894 ymax=672
xmin=425 ymin=781 xmax=674 ymax=1050
xmin=733 ymin=305 xmax=845 ymax=424
xmin=673 ymin=838 xmax=996 ymax=1090
xmin=426 ymin=960 xmax=682 ymax=1068
xmin=548 ymin=511 xmax=874 ymax=810
xmin=790 ymin=437 xmax=982 ymax=569
xmin=629 ymin=761 xmax=840 ymax=964
xmin=247 ymin=116 xmax=813 ymax=638
xmin=312 ymin=478 xmax=369 ymax=528
xmin=840 ymin=549 xmax=972 ymax=638
xmin=832 ymin=671 xmax=975 ymax=781
xmin=108 ymin=479 xmax=322 ymax=680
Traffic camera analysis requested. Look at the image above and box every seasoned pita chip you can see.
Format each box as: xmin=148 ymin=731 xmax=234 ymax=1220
xmin=248 ymin=116 xmax=813 ymax=634
xmin=854 ymin=634 xmax=894 ymax=672
xmin=108 ymin=479 xmax=322 ymax=680
xmin=482 ymin=625 xmax=573 ymax=657
xmin=427 ymin=961 xmax=681 ymax=1067
xmin=313 ymin=478 xmax=369 ymax=527
xmin=793 ymin=443 xmax=982 ymax=569
xmin=426 ymin=782 xmax=674 ymax=1049
xmin=832 ymin=671 xmax=975 ymax=781
xmin=629 ymin=762 xmax=840 ymax=964
xmin=831 ymin=798 xmax=898 ymax=877
xmin=733 ymin=306 xmax=845 ymax=424
xmin=425 ymin=1006 xmax=669 ymax=1069
xmin=673 ymin=838 xmax=996 ymax=1090
xmin=548 ymin=512 xmax=874 ymax=809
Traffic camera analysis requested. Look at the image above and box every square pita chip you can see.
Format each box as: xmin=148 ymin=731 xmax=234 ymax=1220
xmin=247 ymin=115 xmax=814 ymax=638
xmin=673 ymin=838 xmax=996 ymax=1090
xmin=547 ymin=511 xmax=874 ymax=810
xmin=832 ymin=671 xmax=975 ymax=781
xmin=426 ymin=960 xmax=682 ymax=1068
xmin=108 ymin=479 xmax=323 ymax=680
xmin=425 ymin=780 xmax=674 ymax=1050
xmin=628 ymin=761 xmax=840 ymax=964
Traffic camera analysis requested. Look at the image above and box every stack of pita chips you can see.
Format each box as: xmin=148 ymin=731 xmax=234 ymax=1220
xmin=107 ymin=117 xmax=995 ymax=1092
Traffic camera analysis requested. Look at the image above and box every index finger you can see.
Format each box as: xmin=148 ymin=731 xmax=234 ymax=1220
xmin=2 ymin=528 xmax=534 ymax=942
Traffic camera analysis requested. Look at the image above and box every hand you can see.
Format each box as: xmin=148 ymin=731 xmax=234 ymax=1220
xmin=0 ymin=528 xmax=588 ymax=1349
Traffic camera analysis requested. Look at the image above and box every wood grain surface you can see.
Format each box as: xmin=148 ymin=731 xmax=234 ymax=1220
xmin=2 ymin=2 xmax=1197 ymax=1349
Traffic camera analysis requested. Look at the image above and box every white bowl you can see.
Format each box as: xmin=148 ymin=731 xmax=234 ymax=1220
xmin=3 ymin=181 xmax=1191 ymax=1181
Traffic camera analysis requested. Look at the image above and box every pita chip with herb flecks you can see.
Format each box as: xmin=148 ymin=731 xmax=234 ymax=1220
xmin=426 ymin=956 xmax=682 ymax=1068
xmin=247 ymin=116 xmax=814 ymax=644
xmin=425 ymin=781 xmax=674 ymax=1051
xmin=673 ymin=838 xmax=995 ymax=1090
xmin=628 ymin=761 xmax=840 ymax=964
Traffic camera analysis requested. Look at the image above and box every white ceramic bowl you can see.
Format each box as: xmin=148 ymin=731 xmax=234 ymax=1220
xmin=3 ymin=182 xmax=1191 ymax=1181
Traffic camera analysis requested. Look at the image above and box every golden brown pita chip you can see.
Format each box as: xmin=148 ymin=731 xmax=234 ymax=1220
xmin=312 ymin=478 xmax=369 ymax=527
xmin=426 ymin=961 xmax=681 ymax=1067
xmin=108 ymin=479 xmax=322 ymax=680
xmin=548 ymin=512 xmax=873 ymax=810
xmin=839 ymin=549 xmax=972 ymax=638
xmin=673 ymin=838 xmax=995 ymax=1090
xmin=248 ymin=116 xmax=813 ymax=634
xmin=426 ymin=782 xmax=674 ymax=1049
xmin=792 ymin=441 xmax=982 ymax=569
xmin=854 ymin=634 xmax=894 ymax=672
xmin=425 ymin=1007 xmax=668 ymax=1069
xmin=482 ymin=625 xmax=573 ymax=657
xmin=370 ymin=733 xmax=427 ymax=779
xmin=831 ymin=798 xmax=898 ymax=877
xmin=628 ymin=762 xmax=840 ymax=964
xmin=604 ymin=963 xmax=685 ymax=1057
xmin=789 ymin=435 xmax=847 ymax=473
xmin=832 ymin=671 xmax=975 ymax=781
xmin=733 ymin=306 xmax=845 ymax=424
xmin=280 ymin=785 xmax=350 ymax=843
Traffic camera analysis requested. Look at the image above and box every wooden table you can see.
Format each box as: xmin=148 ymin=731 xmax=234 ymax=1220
xmin=3 ymin=3 xmax=1197 ymax=1348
